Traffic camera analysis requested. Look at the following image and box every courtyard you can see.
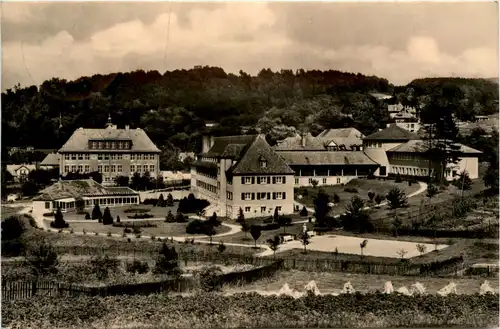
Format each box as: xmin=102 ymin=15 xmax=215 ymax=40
xmin=265 ymin=234 xmax=448 ymax=258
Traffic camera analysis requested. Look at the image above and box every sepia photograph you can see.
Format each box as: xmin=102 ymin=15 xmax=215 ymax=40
xmin=1 ymin=1 xmax=499 ymax=328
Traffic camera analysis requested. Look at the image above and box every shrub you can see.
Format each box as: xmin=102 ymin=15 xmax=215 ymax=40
xmin=126 ymin=259 xmax=150 ymax=274
xmin=50 ymin=208 xmax=69 ymax=229
xmin=153 ymin=243 xmax=181 ymax=275
xmin=102 ymin=207 xmax=114 ymax=225
xmin=25 ymin=240 xmax=59 ymax=276
xmin=207 ymin=212 xmax=221 ymax=227
xmin=116 ymin=215 xmax=121 ymax=223
xmin=85 ymin=212 xmax=91 ymax=220
xmin=166 ymin=210 xmax=175 ymax=222
xmin=186 ymin=219 xmax=213 ymax=234
xmin=395 ymin=174 xmax=402 ymax=183
xmin=368 ymin=191 xmax=375 ymax=201
xmin=344 ymin=187 xmax=358 ymax=193
xmin=43 ymin=212 xmax=55 ymax=217
xmin=157 ymin=194 xmax=166 ymax=207
xmin=89 ymin=254 xmax=119 ymax=279
xmin=299 ymin=206 xmax=308 ymax=217
xmin=166 ymin=193 xmax=174 ymax=206
xmin=143 ymin=198 xmax=159 ymax=206
xmin=123 ymin=227 xmax=132 ymax=234
xmin=127 ymin=213 xmax=154 ymax=219
xmin=132 ymin=226 xmax=142 ymax=235
xmin=1 ymin=215 xmax=26 ymax=241
xmin=124 ymin=208 xmax=150 ymax=214
xmin=197 ymin=266 xmax=224 ymax=292
xmin=91 ymin=204 xmax=102 ymax=220
xmin=175 ymin=212 xmax=187 ymax=223
xmin=386 ymin=187 xmax=408 ymax=210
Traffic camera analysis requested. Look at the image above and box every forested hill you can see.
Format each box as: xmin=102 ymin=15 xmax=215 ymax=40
xmin=1 ymin=67 xmax=392 ymax=152
xmin=2 ymin=67 xmax=498 ymax=170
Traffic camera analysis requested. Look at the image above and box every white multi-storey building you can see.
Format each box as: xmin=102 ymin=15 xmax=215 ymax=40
xmin=191 ymin=134 xmax=295 ymax=219
xmin=58 ymin=116 xmax=161 ymax=186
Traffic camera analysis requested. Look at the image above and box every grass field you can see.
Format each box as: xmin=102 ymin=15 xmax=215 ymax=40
xmin=225 ymin=269 xmax=500 ymax=295
xmin=295 ymin=178 xmax=420 ymax=210
xmin=1 ymin=206 xmax=24 ymax=220
xmin=61 ymin=219 xmax=231 ymax=238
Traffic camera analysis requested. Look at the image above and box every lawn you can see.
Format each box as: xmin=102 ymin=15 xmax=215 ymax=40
xmin=63 ymin=203 xmax=180 ymax=221
xmin=59 ymin=218 xmax=231 ymax=238
xmin=17 ymin=225 xmax=262 ymax=257
xmin=225 ymin=269 xmax=499 ymax=295
xmin=1 ymin=206 xmax=24 ymax=220
xmin=295 ymin=178 xmax=421 ymax=213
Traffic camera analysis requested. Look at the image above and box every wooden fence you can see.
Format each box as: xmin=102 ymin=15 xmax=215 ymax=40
xmin=1 ymin=260 xmax=283 ymax=301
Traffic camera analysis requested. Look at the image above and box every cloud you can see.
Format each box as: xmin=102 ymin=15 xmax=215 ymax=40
xmin=1 ymin=3 xmax=498 ymax=90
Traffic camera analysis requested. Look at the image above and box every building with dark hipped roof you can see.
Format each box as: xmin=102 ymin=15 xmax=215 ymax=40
xmin=191 ymin=134 xmax=294 ymax=219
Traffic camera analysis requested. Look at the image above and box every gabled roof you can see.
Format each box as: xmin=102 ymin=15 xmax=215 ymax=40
xmin=6 ymin=164 xmax=36 ymax=176
xmin=277 ymin=151 xmax=379 ymax=166
xmin=273 ymin=133 xmax=325 ymax=151
xmin=388 ymin=140 xmax=482 ymax=154
xmin=40 ymin=153 xmax=60 ymax=166
xmin=203 ymin=135 xmax=258 ymax=159
xmin=364 ymin=125 xmax=420 ymax=141
xmin=227 ymin=135 xmax=294 ymax=175
xmin=32 ymin=179 xmax=138 ymax=201
xmin=58 ymin=126 xmax=160 ymax=153
xmin=316 ymin=128 xmax=364 ymax=149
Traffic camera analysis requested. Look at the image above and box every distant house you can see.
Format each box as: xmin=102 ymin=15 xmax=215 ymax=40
xmin=40 ymin=153 xmax=60 ymax=169
xmin=160 ymin=171 xmax=191 ymax=184
xmin=273 ymin=133 xmax=325 ymax=151
xmin=388 ymin=112 xmax=420 ymax=133
xmin=178 ymin=152 xmax=195 ymax=163
xmin=32 ymin=179 xmax=139 ymax=214
xmin=316 ymin=128 xmax=365 ymax=151
xmin=6 ymin=164 xmax=37 ymax=182
xmin=363 ymin=124 xmax=482 ymax=180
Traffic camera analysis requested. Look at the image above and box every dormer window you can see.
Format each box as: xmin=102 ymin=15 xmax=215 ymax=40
xmin=258 ymin=156 xmax=267 ymax=168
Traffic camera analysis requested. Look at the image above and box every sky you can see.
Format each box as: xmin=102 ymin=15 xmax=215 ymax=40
xmin=1 ymin=1 xmax=498 ymax=90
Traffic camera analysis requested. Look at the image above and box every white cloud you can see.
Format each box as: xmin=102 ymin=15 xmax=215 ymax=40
xmin=1 ymin=3 xmax=497 ymax=89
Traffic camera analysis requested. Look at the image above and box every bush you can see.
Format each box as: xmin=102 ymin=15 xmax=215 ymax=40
xmin=153 ymin=243 xmax=181 ymax=275
xmin=2 ymin=239 xmax=25 ymax=257
xmin=43 ymin=212 xmax=55 ymax=217
xmin=85 ymin=213 xmax=91 ymax=220
xmin=126 ymin=260 xmax=150 ymax=274
xmin=177 ymin=194 xmax=210 ymax=214
xmin=50 ymin=208 xmax=69 ymax=229
xmin=127 ymin=213 xmax=154 ymax=219
xmin=91 ymin=204 xmax=102 ymax=220
xmin=186 ymin=220 xmax=213 ymax=234
xmin=132 ymin=226 xmax=142 ymax=235
xmin=395 ymin=174 xmax=402 ymax=183
xmin=165 ymin=210 xmax=175 ymax=222
xmin=102 ymin=207 xmax=114 ymax=225
xmin=299 ymin=206 xmax=308 ymax=217
xmin=175 ymin=212 xmax=187 ymax=223
xmin=263 ymin=217 xmax=274 ymax=224
xmin=143 ymin=198 xmax=159 ymax=206
xmin=123 ymin=227 xmax=132 ymax=234
xmin=1 ymin=215 xmax=26 ymax=241
xmin=344 ymin=187 xmax=358 ymax=193
xmin=25 ymin=240 xmax=59 ymax=276
xmin=116 ymin=215 xmax=120 ymax=223
xmin=197 ymin=266 xmax=224 ymax=292
xmin=124 ymin=208 xmax=151 ymax=214
xmin=89 ymin=255 xmax=119 ymax=279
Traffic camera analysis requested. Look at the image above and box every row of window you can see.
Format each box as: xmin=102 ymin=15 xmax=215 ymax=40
xmin=64 ymin=165 xmax=91 ymax=173
xmin=130 ymin=165 xmax=155 ymax=173
xmin=391 ymin=152 xmax=422 ymax=160
xmin=64 ymin=153 xmax=91 ymax=160
xmin=364 ymin=142 xmax=383 ymax=148
xmin=300 ymin=177 xmax=342 ymax=185
xmin=196 ymin=171 xmax=217 ymax=180
xmin=244 ymin=206 xmax=282 ymax=213
xmin=196 ymin=180 xmax=217 ymax=193
xmin=226 ymin=192 xmax=233 ymax=200
xmin=64 ymin=164 xmax=155 ymax=174
xmin=392 ymin=166 xmax=432 ymax=176
xmin=241 ymin=192 xmax=287 ymax=201
xmin=88 ymin=140 xmax=132 ymax=150
xmin=45 ymin=196 xmax=139 ymax=209
xmin=63 ymin=153 xmax=157 ymax=161
xmin=241 ymin=176 xmax=287 ymax=185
